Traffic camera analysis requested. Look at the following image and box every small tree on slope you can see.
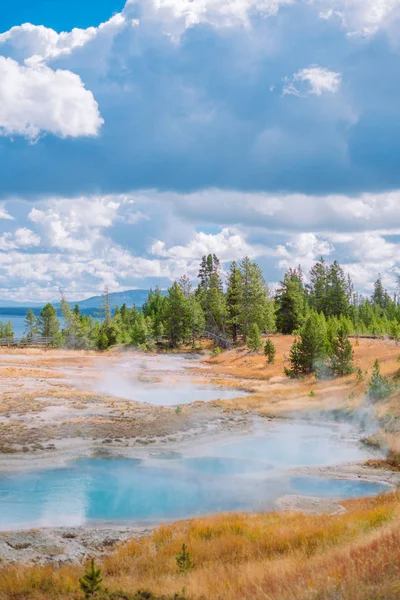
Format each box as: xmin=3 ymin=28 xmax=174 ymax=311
xmin=330 ymin=325 xmax=354 ymax=376
xmin=79 ymin=559 xmax=103 ymax=599
xmin=247 ymin=323 xmax=263 ymax=352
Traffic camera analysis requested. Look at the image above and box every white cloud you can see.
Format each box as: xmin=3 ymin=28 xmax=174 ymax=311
xmin=150 ymin=227 xmax=258 ymax=261
xmin=317 ymin=0 xmax=400 ymax=36
xmin=128 ymin=0 xmax=293 ymax=33
xmin=0 ymin=205 xmax=13 ymax=220
xmin=276 ymin=233 xmax=334 ymax=272
xmin=0 ymin=228 xmax=40 ymax=251
xmin=0 ymin=14 xmax=126 ymax=64
xmin=0 ymin=57 xmax=103 ymax=139
xmin=284 ymin=66 xmax=341 ymax=96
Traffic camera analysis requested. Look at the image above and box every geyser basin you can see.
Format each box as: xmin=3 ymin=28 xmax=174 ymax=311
xmin=0 ymin=422 xmax=388 ymax=530
xmin=89 ymin=354 xmax=247 ymax=405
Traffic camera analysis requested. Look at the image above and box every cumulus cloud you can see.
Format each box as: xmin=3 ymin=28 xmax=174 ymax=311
xmin=150 ymin=228 xmax=258 ymax=261
xmin=0 ymin=57 xmax=103 ymax=139
xmin=0 ymin=14 xmax=126 ymax=65
xmin=0 ymin=228 xmax=40 ymax=251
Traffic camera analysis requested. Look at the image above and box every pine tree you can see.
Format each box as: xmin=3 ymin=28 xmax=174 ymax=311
xmin=164 ymin=282 xmax=191 ymax=347
xmin=275 ymin=268 xmax=305 ymax=334
xmin=325 ymin=261 xmax=350 ymax=318
xmin=100 ymin=286 xmax=111 ymax=326
xmin=240 ymin=257 xmax=271 ymax=341
xmin=201 ymin=272 xmax=227 ymax=334
xmin=287 ymin=312 xmax=328 ymax=376
xmin=226 ymin=261 xmax=243 ymax=342
xmin=79 ymin=558 xmax=103 ymax=599
xmin=176 ymin=544 xmax=195 ymax=574
xmin=368 ymin=359 xmax=393 ymax=401
xmin=307 ymin=258 xmax=328 ymax=314
xmin=187 ymin=296 xmax=205 ymax=347
xmin=330 ymin=325 xmax=354 ymax=376
xmin=247 ymin=323 xmax=262 ymax=352
xmin=264 ymin=338 xmax=276 ymax=363
xmin=38 ymin=303 xmax=60 ymax=341
xmin=24 ymin=309 xmax=39 ymax=340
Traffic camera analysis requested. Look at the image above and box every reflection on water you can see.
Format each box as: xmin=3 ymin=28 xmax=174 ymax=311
xmin=0 ymin=422 xmax=387 ymax=530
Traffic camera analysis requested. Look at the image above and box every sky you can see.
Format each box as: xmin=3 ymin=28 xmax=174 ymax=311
xmin=0 ymin=0 xmax=400 ymax=302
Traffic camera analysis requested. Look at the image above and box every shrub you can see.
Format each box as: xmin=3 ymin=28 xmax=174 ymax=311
xmin=176 ymin=544 xmax=195 ymax=574
xmin=264 ymin=338 xmax=276 ymax=364
xmin=79 ymin=559 xmax=103 ymax=599
xmin=330 ymin=325 xmax=354 ymax=377
xmin=368 ymin=359 xmax=393 ymax=402
xmin=247 ymin=324 xmax=262 ymax=352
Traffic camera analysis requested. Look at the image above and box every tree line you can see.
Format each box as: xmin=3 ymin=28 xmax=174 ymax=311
xmin=0 ymin=255 xmax=399 ymax=376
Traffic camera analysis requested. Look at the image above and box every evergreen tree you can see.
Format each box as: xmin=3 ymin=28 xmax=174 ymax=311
xmin=368 ymin=359 xmax=393 ymax=401
xmin=198 ymin=254 xmax=220 ymax=289
xmin=24 ymin=309 xmax=39 ymax=339
xmin=200 ymin=272 xmax=227 ymax=334
xmin=79 ymin=558 xmax=103 ymax=599
xmin=164 ymin=282 xmax=191 ymax=347
xmin=143 ymin=288 xmax=166 ymax=338
xmin=325 ymin=261 xmax=350 ymax=317
xmin=287 ymin=312 xmax=328 ymax=376
xmin=100 ymin=286 xmax=111 ymax=326
xmin=226 ymin=261 xmax=243 ymax=342
xmin=330 ymin=325 xmax=354 ymax=376
xmin=247 ymin=323 xmax=262 ymax=352
xmin=372 ymin=276 xmax=391 ymax=314
xmin=187 ymin=296 xmax=205 ymax=347
xmin=264 ymin=338 xmax=276 ymax=363
xmin=130 ymin=312 xmax=148 ymax=346
xmin=275 ymin=268 xmax=305 ymax=334
xmin=240 ymin=257 xmax=271 ymax=341
xmin=176 ymin=544 xmax=195 ymax=574
xmin=307 ymin=258 xmax=328 ymax=314
xmin=38 ymin=303 xmax=60 ymax=341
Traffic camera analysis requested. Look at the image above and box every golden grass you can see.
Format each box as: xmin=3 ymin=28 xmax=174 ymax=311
xmin=1 ymin=492 xmax=400 ymax=600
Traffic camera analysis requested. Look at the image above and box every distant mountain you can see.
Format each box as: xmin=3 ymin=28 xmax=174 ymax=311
xmin=0 ymin=289 xmax=162 ymax=310
xmin=70 ymin=289 xmax=158 ymax=310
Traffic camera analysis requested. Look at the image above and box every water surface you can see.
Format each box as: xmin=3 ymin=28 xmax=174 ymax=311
xmin=0 ymin=422 xmax=387 ymax=530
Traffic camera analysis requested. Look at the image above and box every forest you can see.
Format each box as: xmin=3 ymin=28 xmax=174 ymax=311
xmin=1 ymin=255 xmax=399 ymax=382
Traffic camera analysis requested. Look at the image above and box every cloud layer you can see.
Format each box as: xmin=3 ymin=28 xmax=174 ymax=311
xmin=0 ymin=0 xmax=399 ymax=300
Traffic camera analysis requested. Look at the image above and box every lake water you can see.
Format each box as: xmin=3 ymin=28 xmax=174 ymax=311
xmin=0 ymin=422 xmax=388 ymax=530
xmin=0 ymin=308 xmax=99 ymax=337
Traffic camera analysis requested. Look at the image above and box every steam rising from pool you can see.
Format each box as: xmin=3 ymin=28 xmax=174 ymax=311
xmin=0 ymin=421 xmax=388 ymax=531
xmin=87 ymin=354 xmax=247 ymax=406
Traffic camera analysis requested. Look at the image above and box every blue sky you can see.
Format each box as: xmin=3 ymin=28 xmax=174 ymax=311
xmin=0 ymin=0 xmax=400 ymax=302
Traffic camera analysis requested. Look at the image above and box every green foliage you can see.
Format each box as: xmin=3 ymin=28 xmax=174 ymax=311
xmin=287 ymin=312 xmax=328 ymax=377
xmin=0 ymin=321 xmax=14 ymax=339
xmin=24 ymin=309 xmax=39 ymax=339
xmin=368 ymin=359 xmax=393 ymax=402
xmin=309 ymin=390 xmax=316 ymax=398
xmin=175 ymin=406 xmax=182 ymax=415
xmin=264 ymin=338 xmax=276 ymax=363
xmin=213 ymin=346 xmax=222 ymax=356
xmin=247 ymin=323 xmax=262 ymax=352
xmin=38 ymin=303 xmax=60 ymax=341
xmin=355 ymin=367 xmax=364 ymax=384
xmin=176 ymin=544 xmax=195 ymax=574
xmin=330 ymin=325 xmax=354 ymax=377
xmin=275 ymin=267 xmax=305 ymax=334
xmin=226 ymin=261 xmax=243 ymax=342
xmin=164 ymin=282 xmax=192 ymax=348
xmin=79 ymin=558 xmax=103 ymax=599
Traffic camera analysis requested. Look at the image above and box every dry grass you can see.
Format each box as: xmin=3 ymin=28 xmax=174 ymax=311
xmin=204 ymin=336 xmax=400 ymax=418
xmin=1 ymin=492 xmax=400 ymax=599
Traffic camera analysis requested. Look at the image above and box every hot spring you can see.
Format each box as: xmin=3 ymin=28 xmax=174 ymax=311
xmin=0 ymin=421 xmax=389 ymax=531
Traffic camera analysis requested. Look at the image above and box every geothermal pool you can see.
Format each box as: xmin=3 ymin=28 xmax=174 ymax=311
xmin=0 ymin=422 xmax=388 ymax=530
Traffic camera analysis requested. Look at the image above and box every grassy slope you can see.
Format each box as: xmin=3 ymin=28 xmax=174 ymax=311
xmin=1 ymin=492 xmax=400 ymax=599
